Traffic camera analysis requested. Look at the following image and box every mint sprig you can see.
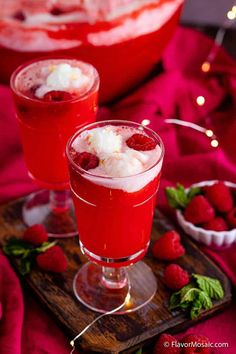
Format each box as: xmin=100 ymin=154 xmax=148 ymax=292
xmin=3 ymin=238 xmax=56 ymax=275
xmin=165 ymin=183 xmax=201 ymax=210
xmin=3 ymin=238 xmax=32 ymax=256
xmin=190 ymin=291 xmax=212 ymax=319
xmin=169 ymin=274 xmax=224 ymax=319
xmin=192 ymin=274 xmax=224 ymax=300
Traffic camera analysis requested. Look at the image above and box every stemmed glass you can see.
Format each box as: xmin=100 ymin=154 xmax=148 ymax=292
xmin=10 ymin=57 xmax=99 ymax=237
xmin=66 ymin=120 xmax=164 ymax=312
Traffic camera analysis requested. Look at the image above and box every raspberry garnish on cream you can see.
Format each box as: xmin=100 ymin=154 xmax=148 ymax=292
xmin=71 ymin=125 xmax=162 ymax=191
xmin=14 ymin=59 xmax=96 ymax=100
xmin=35 ymin=63 xmax=90 ymax=98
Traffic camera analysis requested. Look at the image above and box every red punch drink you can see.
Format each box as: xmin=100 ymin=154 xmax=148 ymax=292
xmin=11 ymin=58 xmax=99 ymax=190
xmin=67 ymin=121 xmax=164 ymax=267
xmin=10 ymin=58 xmax=99 ymax=238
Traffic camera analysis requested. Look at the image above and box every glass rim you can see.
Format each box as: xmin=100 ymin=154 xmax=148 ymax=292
xmin=66 ymin=119 xmax=165 ymax=180
xmin=10 ymin=55 xmax=100 ymax=104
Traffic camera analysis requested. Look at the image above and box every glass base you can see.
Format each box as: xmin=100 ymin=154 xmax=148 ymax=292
xmin=80 ymin=241 xmax=149 ymax=267
xmin=22 ymin=190 xmax=78 ymax=238
xmin=73 ymin=261 xmax=157 ymax=313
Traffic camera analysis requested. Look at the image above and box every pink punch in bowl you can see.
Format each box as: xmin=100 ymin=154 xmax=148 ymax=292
xmin=0 ymin=0 xmax=183 ymax=103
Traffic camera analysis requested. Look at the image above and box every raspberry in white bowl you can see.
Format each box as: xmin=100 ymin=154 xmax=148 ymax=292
xmin=166 ymin=180 xmax=236 ymax=248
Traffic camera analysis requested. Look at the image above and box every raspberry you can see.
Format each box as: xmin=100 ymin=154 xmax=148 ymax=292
xmin=152 ymin=230 xmax=185 ymax=261
xmin=164 ymin=264 xmax=190 ymax=291
xmin=74 ymin=152 xmax=99 ymax=171
xmin=226 ymin=207 xmax=236 ymax=228
xmin=202 ymin=217 xmax=228 ymax=231
xmin=184 ymin=195 xmax=215 ymax=224
xmin=36 ymin=245 xmax=68 ymax=273
xmin=50 ymin=7 xmax=64 ymax=16
xmin=43 ymin=90 xmax=74 ymax=102
xmin=154 ymin=333 xmax=181 ymax=354
xmin=13 ymin=11 xmax=26 ymax=21
xmin=126 ymin=133 xmax=157 ymax=151
xmin=182 ymin=334 xmax=211 ymax=354
xmin=204 ymin=182 xmax=233 ymax=213
xmin=23 ymin=224 xmax=48 ymax=246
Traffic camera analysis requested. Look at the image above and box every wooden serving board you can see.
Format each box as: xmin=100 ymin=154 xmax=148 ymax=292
xmin=0 ymin=197 xmax=232 ymax=354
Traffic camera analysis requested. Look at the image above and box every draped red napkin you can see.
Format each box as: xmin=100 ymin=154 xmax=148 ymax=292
xmin=0 ymin=26 xmax=236 ymax=353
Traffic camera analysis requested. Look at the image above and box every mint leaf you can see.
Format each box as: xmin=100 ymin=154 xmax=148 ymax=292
xmin=169 ymin=291 xmax=181 ymax=309
xmin=187 ymin=186 xmax=201 ymax=202
xmin=165 ymin=184 xmax=203 ymax=210
xmin=179 ymin=283 xmax=197 ymax=298
xmin=190 ymin=291 xmax=212 ymax=320
xmin=180 ymin=301 xmax=192 ymax=309
xmin=3 ymin=238 xmax=32 ymax=257
xmin=169 ymin=274 xmax=224 ymax=320
xmin=173 ymin=288 xmax=212 ymax=320
xmin=192 ymin=274 xmax=224 ymax=300
xmin=198 ymin=290 xmax=212 ymax=309
xmin=3 ymin=238 xmax=56 ymax=276
xmin=3 ymin=238 xmax=58 ymax=276
xmin=190 ymin=297 xmax=203 ymax=319
xmin=34 ymin=241 xmax=57 ymax=254
xmin=169 ymin=283 xmax=196 ymax=310
xmin=19 ymin=257 xmax=32 ymax=275
xmin=181 ymin=288 xmax=201 ymax=304
xmin=165 ymin=184 xmax=189 ymax=209
xmin=4 ymin=239 xmax=56 ymax=258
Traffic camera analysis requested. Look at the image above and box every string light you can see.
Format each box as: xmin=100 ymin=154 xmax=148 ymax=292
xmin=201 ymin=61 xmax=211 ymax=72
xmin=141 ymin=119 xmax=150 ymax=126
xmin=177 ymin=4 xmax=236 ymax=147
xmin=69 ymin=287 xmax=131 ymax=353
xmin=196 ymin=96 xmax=205 ymax=106
xmin=211 ymin=139 xmax=219 ymax=148
xmin=165 ymin=119 xmax=219 ymax=148
xmin=164 ymin=6 xmax=236 ymax=149
xmin=124 ymin=292 xmax=134 ymax=309
xmin=205 ymin=129 xmax=214 ymax=137
xmin=227 ymin=10 xmax=236 ymax=20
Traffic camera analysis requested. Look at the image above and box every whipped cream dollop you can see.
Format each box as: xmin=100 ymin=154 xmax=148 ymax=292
xmin=35 ymin=63 xmax=90 ymax=98
xmin=71 ymin=125 xmax=163 ymax=192
xmin=88 ymin=126 xmax=122 ymax=154
xmin=15 ymin=59 xmax=97 ymax=98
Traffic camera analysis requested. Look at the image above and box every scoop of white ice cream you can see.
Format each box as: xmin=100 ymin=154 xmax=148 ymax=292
xmin=103 ymin=153 xmax=143 ymax=177
xmin=125 ymin=148 xmax=150 ymax=164
xmin=35 ymin=63 xmax=90 ymax=98
xmin=88 ymin=127 xmax=122 ymax=154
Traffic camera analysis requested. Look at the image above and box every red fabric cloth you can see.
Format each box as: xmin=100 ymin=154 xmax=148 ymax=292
xmin=0 ymin=26 xmax=236 ymax=353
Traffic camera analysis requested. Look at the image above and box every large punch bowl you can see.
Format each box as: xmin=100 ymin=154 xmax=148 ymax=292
xmin=0 ymin=0 xmax=183 ymax=103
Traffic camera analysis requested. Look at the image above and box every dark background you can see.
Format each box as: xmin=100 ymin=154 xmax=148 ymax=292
xmin=181 ymin=0 xmax=236 ymax=58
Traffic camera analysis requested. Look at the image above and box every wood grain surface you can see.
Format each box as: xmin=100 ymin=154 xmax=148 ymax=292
xmin=0 ymin=197 xmax=232 ymax=354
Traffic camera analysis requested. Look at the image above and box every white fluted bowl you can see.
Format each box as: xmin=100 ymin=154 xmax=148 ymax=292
xmin=176 ymin=180 xmax=236 ymax=248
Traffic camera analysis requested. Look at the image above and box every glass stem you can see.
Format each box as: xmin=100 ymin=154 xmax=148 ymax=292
xmin=50 ymin=190 xmax=70 ymax=214
xmin=101 ymin=266 xmax=128 ymax=289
